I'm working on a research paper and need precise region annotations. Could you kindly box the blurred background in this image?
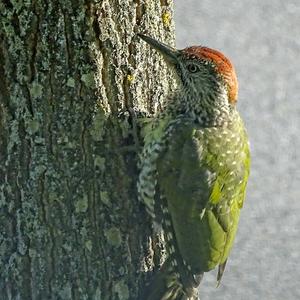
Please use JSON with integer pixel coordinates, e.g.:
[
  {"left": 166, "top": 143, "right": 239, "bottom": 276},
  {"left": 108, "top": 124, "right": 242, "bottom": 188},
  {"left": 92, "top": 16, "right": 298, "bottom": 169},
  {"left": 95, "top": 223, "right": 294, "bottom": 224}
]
[{"left": 174, "top": 1, "right": 300, "bottom": 299}]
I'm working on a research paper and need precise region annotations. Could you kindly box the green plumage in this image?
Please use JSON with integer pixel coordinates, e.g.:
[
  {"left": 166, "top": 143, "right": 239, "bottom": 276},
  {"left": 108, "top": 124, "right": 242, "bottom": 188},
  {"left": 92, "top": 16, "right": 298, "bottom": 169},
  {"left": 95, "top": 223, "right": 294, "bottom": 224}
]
[
  {"left": 137, "top": 34, "right": 251, "bottom": 299},
  {"left": 157, "top": 115, "right": 250, "bottom": 275}
]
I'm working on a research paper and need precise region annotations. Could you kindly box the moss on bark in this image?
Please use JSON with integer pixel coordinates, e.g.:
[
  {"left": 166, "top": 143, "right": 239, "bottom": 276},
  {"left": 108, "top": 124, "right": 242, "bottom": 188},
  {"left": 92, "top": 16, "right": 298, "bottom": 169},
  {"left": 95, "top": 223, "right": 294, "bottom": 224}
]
[{"left": 0, "top": 0, "right": 175, "bottom": 299}]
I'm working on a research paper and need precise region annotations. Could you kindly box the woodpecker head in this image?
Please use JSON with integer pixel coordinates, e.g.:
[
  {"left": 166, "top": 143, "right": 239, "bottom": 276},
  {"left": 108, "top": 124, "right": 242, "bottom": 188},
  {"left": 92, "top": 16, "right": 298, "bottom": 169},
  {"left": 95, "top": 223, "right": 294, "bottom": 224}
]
[{"left": 138, "top": 34, "right": 238, "bottom": 108}]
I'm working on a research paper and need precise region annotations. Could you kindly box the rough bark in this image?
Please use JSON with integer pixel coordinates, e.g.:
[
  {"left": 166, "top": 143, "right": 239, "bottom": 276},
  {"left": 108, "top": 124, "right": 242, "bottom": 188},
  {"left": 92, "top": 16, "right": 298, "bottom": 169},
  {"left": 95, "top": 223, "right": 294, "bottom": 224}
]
[{"left": 0, "top": 0, "right": 175, "bottom": 299}]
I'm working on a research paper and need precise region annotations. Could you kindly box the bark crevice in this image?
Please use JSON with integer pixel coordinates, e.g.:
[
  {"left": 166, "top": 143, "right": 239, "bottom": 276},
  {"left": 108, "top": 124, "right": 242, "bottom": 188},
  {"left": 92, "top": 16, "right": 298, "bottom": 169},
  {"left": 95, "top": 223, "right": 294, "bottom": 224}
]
[{"left": 0, "top": 1, "right": 175, "bottom": 299}]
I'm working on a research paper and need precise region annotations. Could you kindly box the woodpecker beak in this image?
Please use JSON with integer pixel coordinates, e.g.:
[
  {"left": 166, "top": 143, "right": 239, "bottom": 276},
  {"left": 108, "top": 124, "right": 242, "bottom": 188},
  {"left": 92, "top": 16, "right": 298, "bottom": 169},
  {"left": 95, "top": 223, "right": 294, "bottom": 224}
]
[{"left": 138, "top": 33, "right": 179, "bottom": 65}]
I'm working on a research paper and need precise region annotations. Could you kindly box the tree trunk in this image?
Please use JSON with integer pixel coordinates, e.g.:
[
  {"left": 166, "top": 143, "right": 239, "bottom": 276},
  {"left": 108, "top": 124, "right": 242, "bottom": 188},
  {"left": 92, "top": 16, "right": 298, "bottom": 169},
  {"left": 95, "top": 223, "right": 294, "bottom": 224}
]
[{"left": 0, "top": 1, "right": 175, "bottom": 299}]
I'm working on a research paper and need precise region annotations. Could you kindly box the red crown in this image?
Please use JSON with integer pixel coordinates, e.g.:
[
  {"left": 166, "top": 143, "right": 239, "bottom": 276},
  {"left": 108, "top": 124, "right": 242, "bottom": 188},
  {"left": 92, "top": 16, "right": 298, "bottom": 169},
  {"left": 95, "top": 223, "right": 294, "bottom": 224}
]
[{"left": 182, "top": 46, "right": 238, "bottom": 104}]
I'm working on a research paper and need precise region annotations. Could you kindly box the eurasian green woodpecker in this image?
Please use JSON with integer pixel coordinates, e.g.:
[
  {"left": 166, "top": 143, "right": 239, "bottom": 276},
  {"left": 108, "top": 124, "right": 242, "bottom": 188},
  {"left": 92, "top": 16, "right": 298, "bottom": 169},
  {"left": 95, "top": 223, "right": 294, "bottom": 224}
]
[{"left": 137, "top": 34, "right": 250, "bottom": 300}]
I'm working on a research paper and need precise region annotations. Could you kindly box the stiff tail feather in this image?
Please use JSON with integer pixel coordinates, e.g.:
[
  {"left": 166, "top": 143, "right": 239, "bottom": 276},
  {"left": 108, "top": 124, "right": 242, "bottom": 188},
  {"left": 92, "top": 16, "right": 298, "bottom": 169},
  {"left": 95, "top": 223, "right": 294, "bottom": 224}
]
[{"left": 140, "top": 257, "right": 202, "bottom": 300}]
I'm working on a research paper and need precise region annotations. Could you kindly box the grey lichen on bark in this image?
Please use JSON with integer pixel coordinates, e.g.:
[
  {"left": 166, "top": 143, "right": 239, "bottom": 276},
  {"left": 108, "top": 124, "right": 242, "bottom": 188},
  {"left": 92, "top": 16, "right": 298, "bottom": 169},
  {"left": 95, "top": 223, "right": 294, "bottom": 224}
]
[{"left": 0, "top": 0, "right": 175, "bottom": 299}]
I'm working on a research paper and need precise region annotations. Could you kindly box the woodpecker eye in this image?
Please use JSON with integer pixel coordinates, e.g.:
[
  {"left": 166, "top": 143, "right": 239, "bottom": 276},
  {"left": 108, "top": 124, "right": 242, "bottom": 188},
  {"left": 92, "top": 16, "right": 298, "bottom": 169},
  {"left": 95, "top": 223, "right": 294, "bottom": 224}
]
[{"left": 187, "top": 64, "right": 199, "bottom": 73}]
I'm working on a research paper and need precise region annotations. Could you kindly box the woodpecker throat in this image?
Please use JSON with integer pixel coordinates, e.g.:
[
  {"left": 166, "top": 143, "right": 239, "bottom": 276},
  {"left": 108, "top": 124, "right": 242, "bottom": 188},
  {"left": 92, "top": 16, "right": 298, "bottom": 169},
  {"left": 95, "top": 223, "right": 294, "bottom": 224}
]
[
  {"left": 137, "top": 34, "right": 250, "bottom": 300},
  {"left": 163, "top": 85, "right": 236, "bottom": 128}
]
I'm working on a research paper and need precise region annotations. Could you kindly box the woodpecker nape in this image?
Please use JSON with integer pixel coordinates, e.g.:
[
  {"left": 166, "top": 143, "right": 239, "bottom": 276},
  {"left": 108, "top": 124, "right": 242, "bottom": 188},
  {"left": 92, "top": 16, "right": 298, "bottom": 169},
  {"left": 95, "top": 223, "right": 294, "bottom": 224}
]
[{"left": 137, "top": 34, "right": 250, "bottom": 300}]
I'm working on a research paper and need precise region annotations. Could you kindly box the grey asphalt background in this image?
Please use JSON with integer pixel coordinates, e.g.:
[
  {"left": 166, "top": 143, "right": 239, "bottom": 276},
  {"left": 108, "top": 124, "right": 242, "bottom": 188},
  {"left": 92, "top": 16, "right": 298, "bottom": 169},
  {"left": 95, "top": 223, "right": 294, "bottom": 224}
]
[{"left": 174, "top": 1, "right": 300, "bottom": 299}]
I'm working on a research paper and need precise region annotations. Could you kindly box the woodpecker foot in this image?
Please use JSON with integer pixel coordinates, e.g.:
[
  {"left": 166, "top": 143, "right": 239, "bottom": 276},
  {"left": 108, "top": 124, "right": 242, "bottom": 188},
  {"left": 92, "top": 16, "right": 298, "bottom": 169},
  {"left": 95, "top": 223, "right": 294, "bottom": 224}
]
[{"left": 118, "top": 107, "right": 153, "bottom": 150}]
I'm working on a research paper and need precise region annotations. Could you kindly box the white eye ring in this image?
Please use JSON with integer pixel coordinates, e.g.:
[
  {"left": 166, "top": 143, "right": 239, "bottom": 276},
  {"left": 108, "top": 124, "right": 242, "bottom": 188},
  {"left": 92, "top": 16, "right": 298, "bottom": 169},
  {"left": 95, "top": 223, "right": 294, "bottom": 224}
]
[{"left": 187, "top": 64, "right": 199, "bottom": 73}]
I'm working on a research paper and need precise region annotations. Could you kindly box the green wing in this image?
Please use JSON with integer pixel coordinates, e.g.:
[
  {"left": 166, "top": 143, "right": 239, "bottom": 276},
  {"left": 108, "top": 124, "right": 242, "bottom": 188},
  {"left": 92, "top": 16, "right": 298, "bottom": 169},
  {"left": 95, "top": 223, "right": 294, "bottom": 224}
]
[{"left": 157, "top": 119, "right": 250, "bottom": 274}]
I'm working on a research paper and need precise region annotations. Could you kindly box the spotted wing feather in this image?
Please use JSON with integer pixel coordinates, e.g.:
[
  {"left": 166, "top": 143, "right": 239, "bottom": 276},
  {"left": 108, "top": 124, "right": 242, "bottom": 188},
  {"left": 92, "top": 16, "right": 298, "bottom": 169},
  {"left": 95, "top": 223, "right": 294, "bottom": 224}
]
[{"left": 157, "top": 118, "right": 250, "bottom": 276}]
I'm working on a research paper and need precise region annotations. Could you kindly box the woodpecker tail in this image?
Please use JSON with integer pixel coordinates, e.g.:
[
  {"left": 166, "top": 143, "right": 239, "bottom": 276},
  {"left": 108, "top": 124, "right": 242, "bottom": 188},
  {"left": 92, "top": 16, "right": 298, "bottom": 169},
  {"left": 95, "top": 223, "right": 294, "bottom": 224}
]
[
  {"left": 140, "top": 257, "right": 202, "bottom": 300},
  {"left": 216, "top": 259, "right": 228, "bottom": 287}
]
